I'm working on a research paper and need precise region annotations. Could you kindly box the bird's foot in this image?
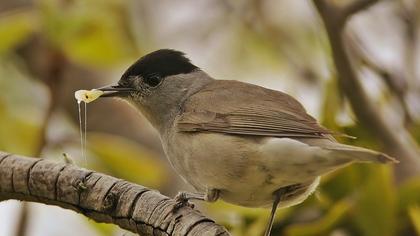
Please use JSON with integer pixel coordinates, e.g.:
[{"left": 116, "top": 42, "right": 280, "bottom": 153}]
[
  {"left": 172, "top": 189, "right": 220, "bottom": 212},
  {"left": 173, "top": 192, "right": 197, "bottom": 211}
]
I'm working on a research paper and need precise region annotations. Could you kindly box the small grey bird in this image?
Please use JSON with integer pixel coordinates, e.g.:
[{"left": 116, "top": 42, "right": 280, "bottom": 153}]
[{"left": 97, "top": 49, "right": 397, "bottom": 236}]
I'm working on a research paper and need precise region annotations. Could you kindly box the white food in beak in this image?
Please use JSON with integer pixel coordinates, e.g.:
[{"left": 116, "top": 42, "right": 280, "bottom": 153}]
[{"left": 74, "top": 89, "right": 104, "bottom": 103}]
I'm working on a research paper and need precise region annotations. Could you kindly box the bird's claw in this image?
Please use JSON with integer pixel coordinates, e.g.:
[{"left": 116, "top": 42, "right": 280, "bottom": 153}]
[{"left": 173, "top": 192, "right": 195, "bottom": 212}]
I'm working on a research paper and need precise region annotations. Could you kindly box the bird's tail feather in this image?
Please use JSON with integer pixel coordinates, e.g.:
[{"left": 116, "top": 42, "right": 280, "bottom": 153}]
[{"left": 326, "top": 144, "right": 399, "bottom": 164}]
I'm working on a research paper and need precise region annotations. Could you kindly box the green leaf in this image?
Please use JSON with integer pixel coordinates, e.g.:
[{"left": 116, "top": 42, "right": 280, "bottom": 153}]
[
  {"left": 353, "top": 165, "right": 397, "bottom": 236},
  {"left": 208, "top": 200, "right": 292, "bottom": 221},
  {"left": 284, "top": 199, "right": 352, "bottom": 236},
  {"left": 39, "top": 0, "right": 138, "bottom": 67},
  {"left": 320, "top": 165, "right": 364, "bottom": 202},
  {"left": 408, "top": 206, "right": 420, "bottom": 235},
  {"left": 207, "top": 201, "right": 292, "bottom": 236},
  {"left": 0, "top": 62, "right": 47, "bottom": 155},
  {"left": 87, "top": 133, "right": 167, "bottom": 188},
  {"left": 341, "top": 125, "right": 381, "bottom": 151},
  {"left": 320, "top": 78, "right": 341, "bottom": 130},
  {"left": 399, "top": 178, "right": 420, "bottom": 211},
  {"left": 87, "top": 221, "right": 118, "bottom": 236},
  {"left": 0, "top": 10, "right": 35, "bottom": 54},
  {"left": 408, "top": 124, "right": 420, "bottom": 144},
  {"left": 0, "top": 107, "right": 42, "bottom": 155}
]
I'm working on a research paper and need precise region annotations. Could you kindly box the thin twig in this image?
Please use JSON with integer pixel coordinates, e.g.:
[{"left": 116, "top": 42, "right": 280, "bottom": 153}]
[
  {"left": 312, "top": 0, "right": 420, "bottom": 181},
  {"left": 346, "top": 31, "right": 412, "bottom": 126}
]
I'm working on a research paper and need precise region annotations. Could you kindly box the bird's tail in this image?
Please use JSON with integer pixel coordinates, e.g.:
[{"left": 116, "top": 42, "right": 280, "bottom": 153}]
[{"left": 326, "top": 144, "right": 399, "bottom": 164}]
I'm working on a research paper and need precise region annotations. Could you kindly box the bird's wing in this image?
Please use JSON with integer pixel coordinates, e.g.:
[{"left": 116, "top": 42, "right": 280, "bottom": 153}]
[{"left": 177, "top": 80, "right": 332, "bottom": 138}]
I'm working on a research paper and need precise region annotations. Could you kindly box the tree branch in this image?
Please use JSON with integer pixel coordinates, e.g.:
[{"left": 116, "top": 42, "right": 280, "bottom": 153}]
[
  {"left": 342, "top": 0, "right": 379, "bottom": 19},
  {"left": 346, "top": 31, "right": 413, "bottom": 126},
  {"left": 0, "top": 151, "right": 230, "bottom": 236},
  {"left": 312, "top": 0, "right": 420, "bottom": 181}
]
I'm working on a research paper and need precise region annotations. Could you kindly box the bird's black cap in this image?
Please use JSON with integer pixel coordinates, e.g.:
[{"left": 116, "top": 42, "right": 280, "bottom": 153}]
[{"left": 121, "top": 49, "right": 198, "bottom": 80}]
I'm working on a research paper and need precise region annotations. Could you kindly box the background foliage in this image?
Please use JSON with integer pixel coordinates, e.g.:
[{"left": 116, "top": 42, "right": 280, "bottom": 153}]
[{"left": 0, "top": 0, "right": 420, "bottom": 235}]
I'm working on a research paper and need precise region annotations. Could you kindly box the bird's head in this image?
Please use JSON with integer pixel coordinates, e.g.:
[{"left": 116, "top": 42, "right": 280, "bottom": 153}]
[{"left": 97, "top": 49, "right": 212, "bottom": 132}]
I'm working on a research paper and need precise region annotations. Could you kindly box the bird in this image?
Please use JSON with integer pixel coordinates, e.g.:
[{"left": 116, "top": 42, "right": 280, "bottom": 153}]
[{"left": 96, "top": 49, "right": 397, "bottom": 236}]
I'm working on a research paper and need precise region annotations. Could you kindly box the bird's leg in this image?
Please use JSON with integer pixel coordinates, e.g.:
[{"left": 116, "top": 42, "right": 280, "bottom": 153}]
[
  {"left": 173, "top": 188, "right": 219, "bottom": 211},
  {"left": 264, "top": 192, "right": 281, "bottom": 236},
  {"left": 264, "top": 184, "right": 302, "bottom": 236}
]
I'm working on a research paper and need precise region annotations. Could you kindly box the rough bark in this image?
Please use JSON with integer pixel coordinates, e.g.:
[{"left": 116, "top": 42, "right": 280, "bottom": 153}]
[
  {"left": 312, "top": 0, "right": 420, "bottom": 181},
  {"left": 0, "top": 151, "right": 230, "bottom": 236}
]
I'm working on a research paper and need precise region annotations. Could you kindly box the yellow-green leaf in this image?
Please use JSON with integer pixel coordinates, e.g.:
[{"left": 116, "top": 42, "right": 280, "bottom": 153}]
[
  {"left": 353, "top": 166, "right": 397, "bottom": 236},
  {"left": 88, "top": 133, "right": 167, "bottom": 188},
  {"left": 399, "top": 178, "right": 420, "bottom": 211},
  {"left": 39, "top": 0, "right": 137, "bottom": 67},
  {"left": 284, "top": 199, "right": 352, "bottom": 236},
  {"left": 0, "top": 10, "right": 35, "bottom": 54},
  {"left": 408, "top": 206, "right": 420, "bottom": 235}
]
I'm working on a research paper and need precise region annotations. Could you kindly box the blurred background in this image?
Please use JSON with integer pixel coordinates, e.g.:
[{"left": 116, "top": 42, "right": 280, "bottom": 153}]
[{"left": 0, "top": 0, "right": 420, "bottom": 235}]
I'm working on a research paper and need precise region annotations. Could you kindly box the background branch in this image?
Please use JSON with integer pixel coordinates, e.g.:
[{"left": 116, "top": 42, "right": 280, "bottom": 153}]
[
  {"left": 0, "top": 151, "right": 230, "bottom": 236},
  {"left": 346, "top": 31, "right": 412, "bottom": 126},
  {"left": 342, "top": 0, "right": 380, "bottom": 19},
  {"left": 313, "top": 0, "right": 420, "bottom": 181}
]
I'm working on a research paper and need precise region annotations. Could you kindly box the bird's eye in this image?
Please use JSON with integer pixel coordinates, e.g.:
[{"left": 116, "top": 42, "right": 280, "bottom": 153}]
[{"left": 144, "top": 74, "right": 161, "bottom": 87}]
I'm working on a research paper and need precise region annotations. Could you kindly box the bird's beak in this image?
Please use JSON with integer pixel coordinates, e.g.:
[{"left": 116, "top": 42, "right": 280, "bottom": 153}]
[{"left": 96, "top": 84, "right": 135, "bottom": 97}]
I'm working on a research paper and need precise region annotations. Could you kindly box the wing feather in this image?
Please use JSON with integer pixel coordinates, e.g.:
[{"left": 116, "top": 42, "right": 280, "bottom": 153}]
[{"left": 177, "top": 80, "right": 332, "bottom": 138}]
